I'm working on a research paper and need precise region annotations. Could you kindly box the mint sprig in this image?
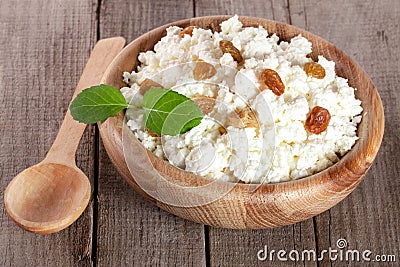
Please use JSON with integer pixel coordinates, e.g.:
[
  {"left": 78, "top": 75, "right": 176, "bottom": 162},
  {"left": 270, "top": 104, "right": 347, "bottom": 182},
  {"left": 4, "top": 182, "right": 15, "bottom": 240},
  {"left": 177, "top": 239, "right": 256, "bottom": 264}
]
[{"left": 70, "top": 84, "right": 204, "bottom": 136}]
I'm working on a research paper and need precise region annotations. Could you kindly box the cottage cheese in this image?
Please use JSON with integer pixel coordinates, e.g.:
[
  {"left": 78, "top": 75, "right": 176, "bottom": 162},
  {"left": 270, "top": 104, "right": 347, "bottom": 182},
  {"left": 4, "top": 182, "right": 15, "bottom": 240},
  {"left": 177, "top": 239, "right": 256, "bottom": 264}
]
[{"left": 121, "top": 15, "right": 363, "bottom": 183}]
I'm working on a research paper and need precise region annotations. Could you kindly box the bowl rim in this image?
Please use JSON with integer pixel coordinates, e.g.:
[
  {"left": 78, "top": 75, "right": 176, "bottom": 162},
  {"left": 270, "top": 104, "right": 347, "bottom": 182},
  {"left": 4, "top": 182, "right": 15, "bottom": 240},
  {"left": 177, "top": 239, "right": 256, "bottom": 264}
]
[{"left": 99, "top": 15, "right": 384, "bottom": 222}]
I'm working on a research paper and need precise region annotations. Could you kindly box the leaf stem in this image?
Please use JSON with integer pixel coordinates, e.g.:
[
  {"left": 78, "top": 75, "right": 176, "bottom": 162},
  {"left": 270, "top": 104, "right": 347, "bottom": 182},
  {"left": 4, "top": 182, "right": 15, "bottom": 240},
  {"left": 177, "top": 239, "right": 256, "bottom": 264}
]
[{"left": 127, "top": 104, "right": 143, "bottom": 109}]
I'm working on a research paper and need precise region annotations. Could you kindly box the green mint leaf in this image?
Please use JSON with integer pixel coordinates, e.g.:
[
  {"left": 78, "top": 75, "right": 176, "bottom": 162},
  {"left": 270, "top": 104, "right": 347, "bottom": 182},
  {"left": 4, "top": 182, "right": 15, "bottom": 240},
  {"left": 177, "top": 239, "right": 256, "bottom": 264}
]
[
  {"left": 70, "top": 85, "right": 204, "bottom": 136},
  {"left": 143, "top": 87, "right": 204, "bottom": 135},
  {"left": 70, "top": 84, "right": 128, "bottom": 124}
]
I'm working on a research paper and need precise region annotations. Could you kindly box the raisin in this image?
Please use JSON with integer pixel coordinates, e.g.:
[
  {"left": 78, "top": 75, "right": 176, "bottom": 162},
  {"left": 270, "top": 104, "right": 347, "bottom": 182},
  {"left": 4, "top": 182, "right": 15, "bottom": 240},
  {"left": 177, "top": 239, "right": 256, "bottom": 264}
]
[
  {"left": 193, "top": 61, "right": 217, "bottom": 80},
  {"left": 259, "top": 69, "right": 285, "bottom": 96},
  {"left": 179, "top": 26, "right": 196, "bottom": 38},
  {"left": 305, "top": 106, "right": 331, "bottom": 134},
  {"left": 227, "top": 106, "right": 258, "bottom": 129},
  {"left": 218, "top": 126, "right": 227, "bottom": 135},
  {"left": 139, "top": 79, "right": 163, "bottom": 95},
  {"left": 304, "top": 62, "right": 326, "bottom": 79},
  {"left": 219, "top": 40, "right": 243, "bottom": 65},
  {"left": 193, "top": 96, "right": 215, "bottom": 115},
  {"left": 239, "top": 107, "right": 258, "bottom": 128}
]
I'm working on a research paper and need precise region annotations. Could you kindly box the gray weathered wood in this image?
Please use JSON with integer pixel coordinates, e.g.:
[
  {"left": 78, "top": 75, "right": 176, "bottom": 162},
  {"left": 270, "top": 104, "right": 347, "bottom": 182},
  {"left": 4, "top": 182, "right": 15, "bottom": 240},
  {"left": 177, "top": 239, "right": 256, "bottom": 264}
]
[
  {"left": 207, "top": 221, "right": 318, "bottom": 266},
  {"left": 96, "top": 0, "right": 206, "bottom": 266},
  {"left": 0, "top": 0, "right": 96, "bottom": 266}
]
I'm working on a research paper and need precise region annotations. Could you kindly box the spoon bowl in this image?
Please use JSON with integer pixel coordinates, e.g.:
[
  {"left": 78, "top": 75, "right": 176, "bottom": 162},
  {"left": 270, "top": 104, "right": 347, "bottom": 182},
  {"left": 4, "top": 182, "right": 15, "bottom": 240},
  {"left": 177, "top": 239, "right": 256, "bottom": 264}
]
[
  {"left": 5, "top": 163, "right": 90, "bottom": 233},
  {"left": 4, "top": 37, "right": 125, "bottom": 234}
]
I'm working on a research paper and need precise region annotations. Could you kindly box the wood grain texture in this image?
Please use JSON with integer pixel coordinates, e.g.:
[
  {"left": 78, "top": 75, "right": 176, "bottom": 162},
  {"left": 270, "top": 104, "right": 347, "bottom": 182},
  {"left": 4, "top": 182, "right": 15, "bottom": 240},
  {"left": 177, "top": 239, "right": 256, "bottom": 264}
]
[
  {"left": 205, "top": 221, "right": 317, "bottom": 266},
  {"left": 292, "top": 0, "right": 400, "bottom": 266},
  {"left": 0, "top": 0, "right": 96, "bottom": 265},
  {"left": 97, "top": 0, "right": 206, "bottom": 266}
]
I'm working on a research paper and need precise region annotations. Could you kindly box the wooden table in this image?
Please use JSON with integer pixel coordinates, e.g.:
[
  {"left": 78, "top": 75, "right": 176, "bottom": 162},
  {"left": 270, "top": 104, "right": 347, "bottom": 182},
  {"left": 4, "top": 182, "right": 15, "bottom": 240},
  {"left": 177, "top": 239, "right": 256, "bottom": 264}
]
[{"left": 1, "top": 0, "right": 399, "bottom": 266}]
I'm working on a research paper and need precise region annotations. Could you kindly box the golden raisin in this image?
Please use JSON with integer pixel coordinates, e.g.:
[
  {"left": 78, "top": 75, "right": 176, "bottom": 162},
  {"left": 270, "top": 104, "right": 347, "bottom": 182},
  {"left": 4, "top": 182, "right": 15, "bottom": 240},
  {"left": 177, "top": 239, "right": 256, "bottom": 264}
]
[
  {"left": 304, "top": 62, "right": 326, "bottom": 79},
  {"left": 259, "top": 69, "right": 285, "bottom": 96},
  {"left": 305, "top": 106, "right": 331, "bottom": 134},
  {"left": 238, "top": 107, "right": 258, "bottom": 128},
  {"left": 227, "top": 106, "right": 258, "bottom": 129},
  {"left": 179, "top": 26, "right": 196, "bottom": 38},
  {"left": 218, "top": 126, "right": 227, "bottom": 135},
  {"left": 193, "top": 96, "right": 215, "bottom": 115},
  {"left": 193, "top": 61, "right": 217, "bottom": 80},
  {"left": 203, "top": 83, "right": 220, "bottom": 93},
  {"left": 219, "top": 40, "right": 244, "bottom": 65},
  {"left": 139, "top": 79, "right": 163, "bottom": 95}
]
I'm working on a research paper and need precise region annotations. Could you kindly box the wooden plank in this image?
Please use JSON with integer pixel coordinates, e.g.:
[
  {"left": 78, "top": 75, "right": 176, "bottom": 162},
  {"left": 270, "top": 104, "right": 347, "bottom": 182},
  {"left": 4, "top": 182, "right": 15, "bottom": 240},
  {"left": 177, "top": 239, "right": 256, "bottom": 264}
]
[
  {"left": 195, "top": 0, "right": 289, "bottom": 23},
  {"left": 0, "top": 0, "right": 97, "bottom": 266},
  {"left": 291, "top": 0, "right": 400, "bottom": 266},
  {"left": 207, "top": 222, "right": 318, "bottom": 266},
  {"left": 195, "top": 1, "right": 317, "bottom": 266},
  {"left": 99, "top": 0, "right": 193, "bottom": 41},
  {"left": 96, "top": 1, "right": 206, "bottom": 266}
]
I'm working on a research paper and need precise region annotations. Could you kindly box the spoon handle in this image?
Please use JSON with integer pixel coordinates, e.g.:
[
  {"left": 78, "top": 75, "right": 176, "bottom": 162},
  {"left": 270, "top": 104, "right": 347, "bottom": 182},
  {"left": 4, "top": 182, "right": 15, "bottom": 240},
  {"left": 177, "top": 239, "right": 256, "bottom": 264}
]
[{"left": 44, "top": 37, "right": 126, "bottom": 165}]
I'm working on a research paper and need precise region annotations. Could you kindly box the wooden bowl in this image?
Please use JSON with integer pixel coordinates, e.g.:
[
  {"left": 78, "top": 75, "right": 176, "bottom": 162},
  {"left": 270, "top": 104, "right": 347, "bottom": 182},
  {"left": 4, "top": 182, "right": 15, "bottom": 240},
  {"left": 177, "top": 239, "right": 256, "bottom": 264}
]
[{"left": 99, "top": 16, "right": 384, "bottom": 229}]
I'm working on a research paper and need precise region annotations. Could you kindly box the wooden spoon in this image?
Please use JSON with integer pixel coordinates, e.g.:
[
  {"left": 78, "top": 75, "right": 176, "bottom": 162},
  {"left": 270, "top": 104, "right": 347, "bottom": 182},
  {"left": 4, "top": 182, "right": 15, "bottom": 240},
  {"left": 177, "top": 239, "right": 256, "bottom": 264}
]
[{"left": 4, "top": 37, "right": 126, "bottom": 234}]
